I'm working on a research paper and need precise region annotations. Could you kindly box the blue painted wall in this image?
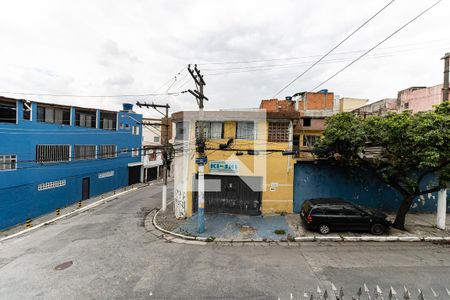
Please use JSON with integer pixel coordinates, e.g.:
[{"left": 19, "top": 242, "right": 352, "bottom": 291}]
[
  {"left": 293, "top": 162, "right": 449, "bottom": 213},
  {"left": 0, "top": 99, "right": 143, "bottom": 230}
]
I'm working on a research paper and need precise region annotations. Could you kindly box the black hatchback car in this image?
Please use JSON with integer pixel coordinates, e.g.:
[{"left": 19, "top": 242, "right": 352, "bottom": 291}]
[{"left": 300, "top": 198, "right": 392, "bottom": 235}]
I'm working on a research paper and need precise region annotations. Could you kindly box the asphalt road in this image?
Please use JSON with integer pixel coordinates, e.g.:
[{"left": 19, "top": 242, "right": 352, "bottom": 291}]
[{"left": 0, "top": 181, "right": 449, "bottom": 300}]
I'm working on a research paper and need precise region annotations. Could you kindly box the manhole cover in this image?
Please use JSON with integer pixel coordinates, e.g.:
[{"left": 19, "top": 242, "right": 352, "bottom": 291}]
[{"left": 54, "top": 261, "right": 73, "bottom": 271}]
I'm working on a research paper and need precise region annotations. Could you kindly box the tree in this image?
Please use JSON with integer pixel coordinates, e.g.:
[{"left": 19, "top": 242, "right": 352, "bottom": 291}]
[{"left": 315, "top": 102, "right": 450, "bottom": 230}]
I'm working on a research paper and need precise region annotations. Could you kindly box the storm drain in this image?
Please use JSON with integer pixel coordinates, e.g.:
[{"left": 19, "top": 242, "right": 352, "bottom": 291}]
[{"left": 54, "top": 261, "right": 73, "bottom": 271}]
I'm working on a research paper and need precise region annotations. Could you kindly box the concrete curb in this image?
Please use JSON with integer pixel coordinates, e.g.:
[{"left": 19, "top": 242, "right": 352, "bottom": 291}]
[
  {"left": 150, "top": 210, "right": 450, "bottom": 245},
  {"left": 0, "top": 187, "right": 139, "bottom": 243},
  {"left": 151, "top": 214, "right": 450, "bottom": 245}
]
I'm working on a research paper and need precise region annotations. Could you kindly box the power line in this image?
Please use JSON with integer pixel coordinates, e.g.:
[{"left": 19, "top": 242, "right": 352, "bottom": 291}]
[
  {"left": 197, "top": 37, "right": 450, "bottom": 67},
  {"left": 273, "top": 0, "right": 396, "bottom": 98},
  {"left": 310, "top": 0, "right": 443, "bottom": 92},
  {"left": 0, "top": 91, "right": 183, "bottom": 98}
]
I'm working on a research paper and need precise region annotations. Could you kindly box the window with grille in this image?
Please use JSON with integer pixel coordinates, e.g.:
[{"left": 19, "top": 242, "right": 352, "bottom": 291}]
[
  {"left": 268, "top": 122, "right": 289, "bottom": 142},
  {"left": 132, "top": 148, "right": 139, "bottom": 157},
  {"left": 74, "top": 145, "right": 96, "bottom": 160},
  {"left": 37, "top": 105, "right": 70, "bottom": 125},
  {"left": 302, "top": 135, "right": 321, "bottom": 147},
  {"left": 236, "top": 121, "right": 255, "bottom": 140},
  {"left": 98, "top": 145, "right": 116, "bottom": 159},
  {"left": 0, "top": 155, "right": 17, "bottom": 170},
  {"left": 99, "top": 112, "right": 117, "bottom": 130},
  {"left": 75, "top": 109, "right": 96, "bottom": 128},
  {"left": 132, "top": 126, "right": 140, "bottom": 135},
  {"left": 36, "top": 145, "right": 70, "bottom": 163}
]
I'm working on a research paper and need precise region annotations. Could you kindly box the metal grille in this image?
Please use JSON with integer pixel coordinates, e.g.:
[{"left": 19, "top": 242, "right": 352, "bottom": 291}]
[
  {"left": 36, "top": 145, "right": 70, "bottom": 163},
  {"left": 98, "top": 145, "right": 116, "bottom": 159},
  {"left": 268, "top": 122, "right": 289, "bottom": 142},
  {"left": 37, "top": 180, "right": 66, "bottom": 191},
  {"left": 74, "top": 145, "right": 96, "bottom": 160}
]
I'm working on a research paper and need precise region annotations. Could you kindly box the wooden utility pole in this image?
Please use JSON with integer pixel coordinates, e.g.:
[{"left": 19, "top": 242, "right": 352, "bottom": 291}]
[
  {"left": 187, "top": 64, "right": 208, "bottom": 233},
  {"left": 137, "top": 101, "right": 171, "bottom": 212}
]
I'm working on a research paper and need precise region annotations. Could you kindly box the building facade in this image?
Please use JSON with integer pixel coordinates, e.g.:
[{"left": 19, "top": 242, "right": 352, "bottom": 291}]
[
  {"left": 171, "top": 109, "right": 298, "bottom": 218},
  {"left": 0, "top": 97, "right": 142, "bottom": 230},
  {"left": 339, "top": 97, "right": 368, "bottom": 112},
  {"left": 397, "top": 84, "right": 444, "bottom": 113},
  {"left": 352, "top": 98, "right": 398, "bottom": 116},
  {"left": 141, "top": 118, "right": 164, "bottom": 182}
]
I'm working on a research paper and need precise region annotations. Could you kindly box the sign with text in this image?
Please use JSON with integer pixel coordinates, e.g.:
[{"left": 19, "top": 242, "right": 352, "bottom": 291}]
[{"left": 209, "top": 160, "right": 239, "bottom": 173}]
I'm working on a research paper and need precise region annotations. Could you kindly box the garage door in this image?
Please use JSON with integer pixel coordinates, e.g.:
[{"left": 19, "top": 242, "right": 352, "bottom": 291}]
[
  {"left": 193, "top": 175, "right": 262, "bottom": 215},
  {"left": 128, "top": 166, "right": 141, "bottom": 185}
]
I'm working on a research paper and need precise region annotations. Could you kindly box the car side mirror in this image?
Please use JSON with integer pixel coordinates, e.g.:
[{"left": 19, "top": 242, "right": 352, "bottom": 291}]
[{"left": 360, "top": 212, "right": 368, "bottom": 216}]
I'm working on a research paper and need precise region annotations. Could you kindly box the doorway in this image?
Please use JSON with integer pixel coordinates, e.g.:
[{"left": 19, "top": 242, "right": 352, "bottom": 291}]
[{"left": 82, "top": 177, "right": 90, "bottom": 200}]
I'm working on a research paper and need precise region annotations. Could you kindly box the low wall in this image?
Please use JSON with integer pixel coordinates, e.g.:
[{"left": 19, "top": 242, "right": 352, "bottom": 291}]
[{"left": 293, "top": 161, "right": 448, "bottom": 213}]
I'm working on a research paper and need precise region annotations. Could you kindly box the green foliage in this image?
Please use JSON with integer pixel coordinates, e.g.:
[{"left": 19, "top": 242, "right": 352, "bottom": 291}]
[
  {"left": 274, "top": 229, "right": 286, "bottom": 235},
  {"left": 316, "top": 102, "right": 450, "bottom": 197}
]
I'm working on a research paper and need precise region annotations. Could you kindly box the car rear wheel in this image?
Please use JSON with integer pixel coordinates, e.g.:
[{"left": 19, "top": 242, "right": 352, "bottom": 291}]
[
  {"left": 371, "top": 223, "right": 385, "bottom": 235},
  {"left": 318, "top": 223, "right": 331, "bottom": 235}
]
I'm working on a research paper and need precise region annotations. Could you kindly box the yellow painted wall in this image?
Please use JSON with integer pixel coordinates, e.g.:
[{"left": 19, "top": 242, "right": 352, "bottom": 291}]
[{"left": 184, "top": 120, "right": 294, "bottom": 216}]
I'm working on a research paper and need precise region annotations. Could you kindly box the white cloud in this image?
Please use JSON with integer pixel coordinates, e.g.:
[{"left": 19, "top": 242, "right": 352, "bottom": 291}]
[{"left": 0, "top": 0, "right": 448, "bottom": 117}]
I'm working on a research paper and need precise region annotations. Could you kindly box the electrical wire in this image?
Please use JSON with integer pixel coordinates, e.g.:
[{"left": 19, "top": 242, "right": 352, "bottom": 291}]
[
  {"left": 309, "top": 0, "right": 443, "bottom": 92},
  {"left": 272, "top": 0, "right": 397, "bottom": 97},
  {"left": 0, "top": 91, "right": 183, "bottom": 98}
]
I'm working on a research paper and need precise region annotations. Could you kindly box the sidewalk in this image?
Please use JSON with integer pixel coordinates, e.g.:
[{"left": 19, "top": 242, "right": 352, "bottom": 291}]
[{"left": 154, "top": 202, "right": 450, "bottom": 242}]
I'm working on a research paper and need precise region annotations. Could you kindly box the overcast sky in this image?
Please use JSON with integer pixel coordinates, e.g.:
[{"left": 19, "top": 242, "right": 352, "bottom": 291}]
[{"left": 0, "top": 0, "right": 449, "bottom": 118}]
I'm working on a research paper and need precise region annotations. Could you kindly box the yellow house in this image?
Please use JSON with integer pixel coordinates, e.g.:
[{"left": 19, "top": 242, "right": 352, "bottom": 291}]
[{"left": 171, "top": 109, "right": 299, "bottom": 218}]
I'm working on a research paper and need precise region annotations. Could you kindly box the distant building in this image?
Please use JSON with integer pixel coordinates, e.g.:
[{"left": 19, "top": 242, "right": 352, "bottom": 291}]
[
  {"left": 141, "top": 118, "right": 164, "bottom": 182},
  {"left": 352, "top": 98, "right": 398, "bottom": 116},
  {"left": 293, "top": 91, "right": 334, "bottom": 160},
  {"left": 397, "top": 84, "right": 444, "bottom": 113},
  {"left": 0, "top": 97, "right": 143, "bottom": 230},
  {"left": 261, "top": 91, "right": 335, "bottom": 160},
  {"left": 339, "top": 97, "right": 369, "bottom": 112}
]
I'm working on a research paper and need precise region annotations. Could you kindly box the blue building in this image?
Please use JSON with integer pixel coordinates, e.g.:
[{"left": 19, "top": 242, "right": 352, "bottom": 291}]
[{"left": 0, "top": 97, "right": 143, "bottom": 230}]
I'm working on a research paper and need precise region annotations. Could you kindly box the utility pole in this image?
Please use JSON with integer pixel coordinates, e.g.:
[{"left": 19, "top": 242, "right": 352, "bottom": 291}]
[
  {"left": 437, "top": 52, "right": 449, "bottom": 230},
  {"left": 442, "top": 52, "right": 450, "bottom": 102},
  {"left": 137, "top": 101, "right": 171, "bottom": 212},
  {"left": 187, "top": 64, "right": 208, "bottom": 233}
]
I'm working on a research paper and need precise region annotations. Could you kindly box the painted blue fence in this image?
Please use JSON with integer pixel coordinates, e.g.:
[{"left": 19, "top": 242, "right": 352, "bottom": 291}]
[{"left": 293, "top": 162, "right": 449, "bottom": 213}]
